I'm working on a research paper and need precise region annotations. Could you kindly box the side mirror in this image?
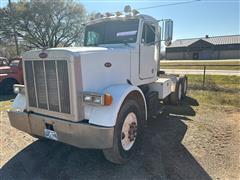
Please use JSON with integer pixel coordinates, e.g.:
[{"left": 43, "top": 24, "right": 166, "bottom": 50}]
[{"left": 163, "top": 20, "right": 173, "bottom": 44}]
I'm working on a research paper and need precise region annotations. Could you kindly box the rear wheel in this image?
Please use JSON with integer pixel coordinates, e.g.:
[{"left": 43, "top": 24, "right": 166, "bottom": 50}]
[
  {"left": 163, "top": 95, "right": 170, "bottom": 105},
  {"left": 170, "top": 80, "right": 182, "bottom": 105},
  {"left": 180, "top": 76, "right": 188, "bottom": 97},
  {"left": 103, "top": 98, "right": 144, "bottom": 164}
]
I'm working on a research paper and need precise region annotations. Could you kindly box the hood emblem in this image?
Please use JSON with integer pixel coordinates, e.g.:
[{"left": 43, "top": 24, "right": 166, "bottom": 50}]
[
  {"left": 39, "top": 52, "right": 48, "bottom": 58},
  {"left": 104, "top": 62, "right": 112, "bottom": 68}
]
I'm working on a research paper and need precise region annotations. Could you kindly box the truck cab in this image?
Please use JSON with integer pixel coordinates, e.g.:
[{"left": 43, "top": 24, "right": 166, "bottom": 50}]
[
  {"left": 84, "top": 14, "right": 160, "bottom": 85},
  {"left": 8, "top": 10, "right": 187, "bottom": 164}
]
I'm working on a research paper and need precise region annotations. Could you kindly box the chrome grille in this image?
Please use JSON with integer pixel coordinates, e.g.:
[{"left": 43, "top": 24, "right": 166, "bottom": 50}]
[
  {"left": 25, "top": 60, "right": 71, "bottom": 114},
  {"left": 57, "top": 61, "right": 71, "bottom": 113}
]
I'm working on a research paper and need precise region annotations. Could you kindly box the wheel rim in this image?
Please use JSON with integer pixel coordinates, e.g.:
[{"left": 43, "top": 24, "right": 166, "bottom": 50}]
[
  {"left": 121, "top": 112, "right": 138, "bottom": 151},
  {"left": 178, "top": 84, "right": 182, "bottom": 100},
  {"left": 184, "top": 80, "right": 187, "bottom": 93}
]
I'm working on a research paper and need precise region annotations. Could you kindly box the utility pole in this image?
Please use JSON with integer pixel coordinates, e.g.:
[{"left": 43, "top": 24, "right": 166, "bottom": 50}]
[{"left": 8, "top": 0, "right": 20, "bottom": 56}]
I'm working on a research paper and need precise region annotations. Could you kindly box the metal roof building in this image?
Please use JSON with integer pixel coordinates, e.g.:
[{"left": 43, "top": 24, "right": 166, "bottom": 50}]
[{"left": 166, "top": 35, "right": 240, "bottom": 60}]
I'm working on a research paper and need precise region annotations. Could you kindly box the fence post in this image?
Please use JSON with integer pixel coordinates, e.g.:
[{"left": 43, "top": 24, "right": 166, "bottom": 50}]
[{"left": 202, "top": 66, "right": 206, "bottom": 89}]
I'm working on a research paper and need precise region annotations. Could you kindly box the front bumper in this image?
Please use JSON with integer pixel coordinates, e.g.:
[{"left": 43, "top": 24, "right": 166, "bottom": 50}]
[{"left": 8, "top": 111, "right": 114, "bottom": 149}]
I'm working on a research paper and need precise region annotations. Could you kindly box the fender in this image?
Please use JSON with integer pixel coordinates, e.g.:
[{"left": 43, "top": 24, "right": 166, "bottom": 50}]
[{"left": 85, "top": 84, "right": 147, "bottom": 127}]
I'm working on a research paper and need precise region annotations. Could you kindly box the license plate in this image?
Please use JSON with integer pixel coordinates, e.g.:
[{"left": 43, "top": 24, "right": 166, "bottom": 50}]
[{"left": 44, "top": 129, "right": 58, "bottom": 141}]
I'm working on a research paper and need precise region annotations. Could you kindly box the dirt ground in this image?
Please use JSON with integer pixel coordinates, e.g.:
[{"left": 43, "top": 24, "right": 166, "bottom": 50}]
[{"left": 0, "top": 95, "right": 239, "bottom": 180}]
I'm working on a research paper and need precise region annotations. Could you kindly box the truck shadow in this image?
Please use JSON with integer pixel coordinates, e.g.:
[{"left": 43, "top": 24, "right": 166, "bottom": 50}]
[{"left": 1, "top": 96, "right": 210, "bottom": 180}]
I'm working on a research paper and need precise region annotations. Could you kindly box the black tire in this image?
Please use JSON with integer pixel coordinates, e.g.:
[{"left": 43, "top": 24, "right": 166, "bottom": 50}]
[
  {"left": 103, "top": 97, "right": 144, "bottom": 164},
  {"left": 2, "top": 79, "right": 17, "bottom": 94},
  {"left": 180, "top": 76, "right": 188, "bottom": 97},
  {"left": 163, "top": 95, "right": 170, "bottom": 105},
  {"left": 170, "top": 80, "right": 182, "bottom": 105}
]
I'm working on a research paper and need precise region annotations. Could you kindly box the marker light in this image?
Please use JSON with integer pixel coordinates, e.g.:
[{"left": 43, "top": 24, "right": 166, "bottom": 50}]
[
  {"left": 132, "top": 9, "right": 140, "bottom": 16},
  {"left": 105, "top": 12, "right": 113, "bottom": 17},
  {"left": 124, "top": 5, "right": 131, "bottom": 13},
  {"left": 116, "top": 11, "right": 122, "bottom": 16},
  {"left": 95, "top": 12, "right": 102, "bottom": 19}
]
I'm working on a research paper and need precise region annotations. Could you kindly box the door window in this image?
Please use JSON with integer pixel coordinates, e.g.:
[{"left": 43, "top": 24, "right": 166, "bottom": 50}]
[{"left": 142, "top": 24, "right": 155, "bottom": 44}]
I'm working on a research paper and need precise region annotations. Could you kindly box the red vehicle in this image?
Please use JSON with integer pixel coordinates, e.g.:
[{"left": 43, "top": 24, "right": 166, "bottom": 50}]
[
  {"left": 0, "top": 57, "right": 23, "bottom": 94},
  {"left": 0, "top": 57, "right": 9, "bottom": 67}
]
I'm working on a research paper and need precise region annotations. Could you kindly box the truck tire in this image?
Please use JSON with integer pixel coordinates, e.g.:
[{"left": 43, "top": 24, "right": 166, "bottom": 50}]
[
  {"left": 103, "top": 98, "right": 144, "bottom": 164},
  {"left": 163, "top": 95, "right": 170, "bottom": 105},
  {"left": 170, "top": 80, "right": 182, "bottom": 105},
  {"left": 2, "top": 79, "right": 17, "bottom": 94},
  {"left": 180, "top": 76, "right": 188, "bottom": 97}
]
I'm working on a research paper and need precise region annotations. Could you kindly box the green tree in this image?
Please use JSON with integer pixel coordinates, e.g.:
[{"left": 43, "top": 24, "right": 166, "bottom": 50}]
[{"left": 0, "top": 0, "right": 86, "bottom": 49}]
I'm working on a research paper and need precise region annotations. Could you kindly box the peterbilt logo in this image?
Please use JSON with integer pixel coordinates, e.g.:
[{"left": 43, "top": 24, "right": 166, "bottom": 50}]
[
  {"left": 104, "top": 62, "right": 112, "bottom": 68},
  {"left": 39, "top": 52, "right": 48, "bottom": 58}
]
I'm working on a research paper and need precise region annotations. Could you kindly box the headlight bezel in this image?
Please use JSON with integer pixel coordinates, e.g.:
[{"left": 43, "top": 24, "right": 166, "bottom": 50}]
[{"left": 82, "top": 92, "right": 112, "bottom": 106}]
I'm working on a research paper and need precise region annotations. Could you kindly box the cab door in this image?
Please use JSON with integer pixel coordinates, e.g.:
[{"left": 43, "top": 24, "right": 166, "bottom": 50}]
[{"left": 139, "top": 23, "right": 157, "bottom": 79}]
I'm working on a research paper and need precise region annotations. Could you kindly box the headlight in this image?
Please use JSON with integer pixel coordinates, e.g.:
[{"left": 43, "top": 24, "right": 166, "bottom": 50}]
[
  {"left": 13, "top": 84, "right": 25, "bottom": 94},
  {"left": 92, "top": 96, "right": 103, "bottom": 105},
  {"left": 83, "top": 95, "right": 92, "bottom": 102},
  {"left": 83, "top": 92, "right": 112, "bottom": 106}
]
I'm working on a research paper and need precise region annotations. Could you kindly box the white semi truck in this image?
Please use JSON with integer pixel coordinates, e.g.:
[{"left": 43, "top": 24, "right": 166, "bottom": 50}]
[{"left": 8, "top": 9, "right": 187, "bottom": 164}]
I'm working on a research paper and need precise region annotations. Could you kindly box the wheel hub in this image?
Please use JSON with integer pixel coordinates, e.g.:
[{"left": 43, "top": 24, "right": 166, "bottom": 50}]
[
  {"left": 128, "top": 122, "right": 137, "bottom": 141},
  {"left": 121, "top": 112, "right": 138, "bottom": 151}
]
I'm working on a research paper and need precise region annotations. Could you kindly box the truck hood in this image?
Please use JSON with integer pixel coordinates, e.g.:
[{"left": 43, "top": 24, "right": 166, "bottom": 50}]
[
  {"left": 23, "top": 46, "right": 133, "bottom": 92},
  {"left": 46, "top": 46, "right": 132, "bottom": 92},
  {"left": 48, "top": 46, "right": 112, "bottom": 53},
  {"left": 78, "top": 46, "right": 132, "bottom": 92}
]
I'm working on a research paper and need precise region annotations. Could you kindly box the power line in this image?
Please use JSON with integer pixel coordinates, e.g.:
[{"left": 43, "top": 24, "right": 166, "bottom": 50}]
[{"left": 136, "top": 0, "right": 201, "bottom": 11}]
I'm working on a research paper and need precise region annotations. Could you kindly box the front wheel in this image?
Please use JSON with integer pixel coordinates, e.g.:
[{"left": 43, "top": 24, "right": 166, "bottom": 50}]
[{"left": 103, "top": 98, "right": 144, "bottom": 164}]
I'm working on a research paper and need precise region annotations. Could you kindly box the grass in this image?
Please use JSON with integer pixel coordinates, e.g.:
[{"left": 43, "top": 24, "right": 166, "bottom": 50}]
[
  {"left": 188, "top": 75, "right": 240, "bottom": 91},
  {"left": 160, "top": 60, "right": 240, "bottom": 70},
  {"left": 187, "top": 75, "right": 240, "bottom": 108},
  {"left": 0, "top": 95, "right": 15, "bottom": 111}
]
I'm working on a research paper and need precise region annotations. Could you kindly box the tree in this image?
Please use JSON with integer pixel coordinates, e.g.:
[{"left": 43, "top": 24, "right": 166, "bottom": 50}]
[{"left": 0, "top": 0, "right": 86, "bottom": 49}]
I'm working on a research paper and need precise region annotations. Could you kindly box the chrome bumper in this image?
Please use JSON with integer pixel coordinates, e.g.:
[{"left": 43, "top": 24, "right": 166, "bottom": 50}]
[{"left": 8, "top": 111, "right": 114, "bottom": 149}]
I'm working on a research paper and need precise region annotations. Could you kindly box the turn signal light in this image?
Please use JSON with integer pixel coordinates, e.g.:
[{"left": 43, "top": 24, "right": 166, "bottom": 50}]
[{"left": 104, "top": 93, "right": 113, "bottom": 106}]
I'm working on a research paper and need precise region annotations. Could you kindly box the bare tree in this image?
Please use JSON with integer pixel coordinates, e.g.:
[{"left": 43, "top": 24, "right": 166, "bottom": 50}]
[{"left": 0, "top": 0, "right": 86, "bottom": 49}]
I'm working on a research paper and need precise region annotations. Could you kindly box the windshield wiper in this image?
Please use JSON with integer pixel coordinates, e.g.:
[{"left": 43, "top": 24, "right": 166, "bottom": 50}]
[
  {"left": 106, "top": 40, "right": 129, "bottom": 46},
  {"left": 119, "top": 41, "right": 129, "bottom": 46}
]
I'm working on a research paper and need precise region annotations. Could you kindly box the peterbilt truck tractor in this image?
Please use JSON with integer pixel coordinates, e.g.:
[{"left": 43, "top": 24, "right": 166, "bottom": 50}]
[{"left": 8, "top": 7, "right": 188, "bottom": 164}]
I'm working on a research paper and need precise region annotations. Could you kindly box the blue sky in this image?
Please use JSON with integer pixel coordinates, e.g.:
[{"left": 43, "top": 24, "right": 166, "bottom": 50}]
[{"left": 1, "top": 0, "right": 239, "bottom": 40}]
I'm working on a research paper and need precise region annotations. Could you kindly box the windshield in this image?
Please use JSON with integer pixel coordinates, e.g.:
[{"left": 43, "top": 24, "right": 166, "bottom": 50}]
[
  {"left": 9, "top": 60, "right": 20, "bottom": 67},
  {"left": 84, "top": 19, "right": 139, "bottom": 46}
]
